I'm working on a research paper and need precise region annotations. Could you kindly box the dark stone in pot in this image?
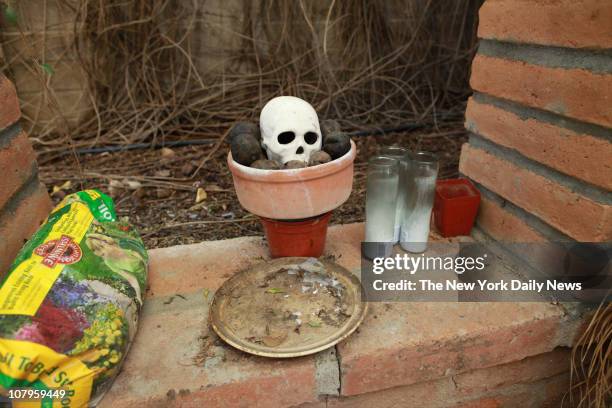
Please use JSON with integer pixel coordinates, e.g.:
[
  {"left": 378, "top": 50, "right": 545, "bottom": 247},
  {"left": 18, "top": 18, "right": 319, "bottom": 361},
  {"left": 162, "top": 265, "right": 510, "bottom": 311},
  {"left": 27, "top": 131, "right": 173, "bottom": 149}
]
[
  {"left": 284, "top": 160, "right": 308, "bottom": 169},
  {"left": 228, "top": 121, "right": 260, "bottom": 144},
  {"left": 231, "top": 133, "right": 265, "bottom": 166},
  {"left": 323, "top": 130, "right": 351, "bottom": 160},
  {"left": 251, "top": 159, "right": 281, "bottom": 170},
  {"left": 309, "top": 151, "right": 332, "bottom": 166},
  {"left": 320, "top": 119, "right": 341, "bottom": 142}
]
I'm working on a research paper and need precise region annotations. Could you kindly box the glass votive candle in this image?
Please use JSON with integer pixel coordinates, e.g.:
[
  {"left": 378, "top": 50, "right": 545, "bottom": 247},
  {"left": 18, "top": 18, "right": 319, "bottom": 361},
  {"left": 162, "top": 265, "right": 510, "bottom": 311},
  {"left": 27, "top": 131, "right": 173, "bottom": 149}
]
[
  {"left": 400, "top": 152, "right": 439, "bottom": 253},
  {"left": 379, "top": 146, "right": 409, "bottom": 243},
  {"left": 363, "top": 156, "right": 399, "bottom": 259}
]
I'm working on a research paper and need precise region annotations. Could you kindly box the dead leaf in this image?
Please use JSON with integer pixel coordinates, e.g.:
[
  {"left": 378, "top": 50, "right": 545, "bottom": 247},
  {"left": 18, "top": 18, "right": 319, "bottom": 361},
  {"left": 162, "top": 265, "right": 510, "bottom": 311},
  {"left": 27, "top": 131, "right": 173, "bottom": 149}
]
[
  {"left": 156, "top": 188, "right": 172, "bottom": 199},
  {"left": 51, "top": 180, "right": 72, "bottom": 195},
  {"left": 195, "top": 188, "right": 207, "bottom": 203},
  {"left": 188, "top": 202, "right": 208, "bottom": 211},
  {"left": 125, "top": 180, "right": 142, "bottom": 190},
  {"left": 132, "top": 188, "right": 145, "bottom": 199},
  {"left": 161, "top": 147, "right": 176, "bottom": 157},
  {"left": 109, "top": 179, "right": 124, "bottom": 196},
  {"left": 206, "top": 184, "right": 223, "bottom": 192},
  {"left": 154, "top": 169, "right": 171, "bottom": 177},
  {"left": 181, "top": 162, "right": 196, "bottom": 176},
  {"left": 262, "top": 332, "right": 287, "bottom": 347}
]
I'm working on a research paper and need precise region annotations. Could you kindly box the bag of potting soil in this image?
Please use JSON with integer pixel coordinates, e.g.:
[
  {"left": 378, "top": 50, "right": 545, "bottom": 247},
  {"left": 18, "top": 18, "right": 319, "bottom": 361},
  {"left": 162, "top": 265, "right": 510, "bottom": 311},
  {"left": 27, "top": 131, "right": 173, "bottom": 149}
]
[{"left": 0, "top": 190, "right": 147, "bottom": 407}]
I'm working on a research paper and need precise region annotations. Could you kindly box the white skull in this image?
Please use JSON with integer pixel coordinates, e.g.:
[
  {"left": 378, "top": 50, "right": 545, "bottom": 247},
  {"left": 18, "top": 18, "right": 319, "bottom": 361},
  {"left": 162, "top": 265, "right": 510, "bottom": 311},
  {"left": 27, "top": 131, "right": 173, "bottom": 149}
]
[{"left": 259, "top": 96, "right": 322, "bottom": 164}]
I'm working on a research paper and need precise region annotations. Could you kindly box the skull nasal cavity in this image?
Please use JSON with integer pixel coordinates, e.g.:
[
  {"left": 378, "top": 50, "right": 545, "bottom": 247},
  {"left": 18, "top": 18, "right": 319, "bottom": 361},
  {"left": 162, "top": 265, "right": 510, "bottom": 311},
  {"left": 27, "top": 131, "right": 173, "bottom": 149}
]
[
  {"left": 277, "top": 131, "right": 295, "bottom": 144},
  {"left": 304, "top": 132, "right": 318, "bottom": 145},
  {"left": 296, "top": 146, "right": 304, "bottom": 154}
]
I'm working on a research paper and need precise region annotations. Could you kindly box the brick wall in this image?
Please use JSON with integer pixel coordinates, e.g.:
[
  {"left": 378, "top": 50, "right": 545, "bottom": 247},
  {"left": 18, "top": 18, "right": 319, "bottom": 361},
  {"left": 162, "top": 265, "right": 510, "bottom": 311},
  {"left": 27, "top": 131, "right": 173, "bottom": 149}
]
[
  {"left": 0, "top": 74, "right": 52, "bottom": 273},
  {"left": 460, "top": 0, "right": 612, "bottom": 243}
]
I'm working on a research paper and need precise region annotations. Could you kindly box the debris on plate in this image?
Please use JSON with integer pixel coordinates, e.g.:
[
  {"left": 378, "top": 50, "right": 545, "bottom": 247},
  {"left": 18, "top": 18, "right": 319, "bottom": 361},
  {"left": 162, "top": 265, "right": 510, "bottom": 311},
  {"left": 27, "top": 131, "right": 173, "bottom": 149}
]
[{"left": 209, "top": 257, "right": 366, "bottom": 357}]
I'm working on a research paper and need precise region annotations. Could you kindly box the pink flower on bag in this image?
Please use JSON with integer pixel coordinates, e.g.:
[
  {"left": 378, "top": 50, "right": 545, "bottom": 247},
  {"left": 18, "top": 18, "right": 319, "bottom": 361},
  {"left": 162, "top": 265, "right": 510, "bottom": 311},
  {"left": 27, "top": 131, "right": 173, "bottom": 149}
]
[{"left": 15, "top": 323, "right": 47, "bottom": 344}]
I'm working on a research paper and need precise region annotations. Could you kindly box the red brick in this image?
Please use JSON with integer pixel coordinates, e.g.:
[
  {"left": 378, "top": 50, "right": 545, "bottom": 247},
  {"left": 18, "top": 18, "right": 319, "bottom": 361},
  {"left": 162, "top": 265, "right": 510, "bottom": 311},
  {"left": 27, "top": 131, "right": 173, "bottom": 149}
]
[
  {"left": 478, "top": 0, "right": 612, "bottom": 49},
  {"left": 294, "top": 401, "right": 327, "bottom": 408},
  {"left": 98, "top": 224, "right": 586, "bottom": 407},
  {"left": 327, "top": 349, "right": 571, "bottom": 407},
  {"left": 452, "top": 397, "right": 503, "bottom": 408},
  {"left": 453, "top": 393, "right": 536, "bottom": 408},
  {"left": 327, "top": 379, "right": 445, "bottom": 408},
  {"left": 465, "top": 98, "right": 612, "bottom": 190},
  {"left": 99, "top": 287, "right": 318, "bottom": 408},
  {"left": 453, "top": 348, "right": 570, "bottom": 396},
  {"left": 146, "top": 222, "right": 365, "bottom": 298},
  {"left": 459, "top": 144, "right": 612, "bottom": 241},
  {"left": 100, "top": 226, "right": 377, "bottom": 408},
  {"left": 470, "top": 55, "right": 612, "bottom": 128},
  {"left": 542, "top": 372, "right": 571, "bottom": 408},
  {"left": 476, "top": 196, "right": 546, "bottom": 243},
  {"left": 0, "top": 130, "right": 38, "bottom": 209},
  {"left": 146, "top": 235, "right": 269, "bottom": 298},
  {"left": 174, "top": 366, "right": 317, "bottom": 408},
  {"left": 337, "top": 302, "right": 564, "bottom": 396},
  {"left": 0, "top": 75, "right": 20, "bottom": 130},
  {"left": 0, "top": 181, "right": 52, "bottom": 273},
  {"left": 455, "top": 372, "right": 571, "bottom": 408}
]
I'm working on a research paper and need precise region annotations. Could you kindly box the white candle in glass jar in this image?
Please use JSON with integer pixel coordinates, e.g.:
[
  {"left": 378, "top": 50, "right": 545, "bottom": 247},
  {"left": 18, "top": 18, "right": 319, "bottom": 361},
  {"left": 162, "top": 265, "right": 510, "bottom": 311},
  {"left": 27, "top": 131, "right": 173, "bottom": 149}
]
[
  {"left": 400, "top": 152, "right": 438, "bottom": 253},
  {"left": 379, "top": 146, "right": 409, "bottom": 243},
  {"left": 364, "top": 157, "right": 399, "bottom": 258}
]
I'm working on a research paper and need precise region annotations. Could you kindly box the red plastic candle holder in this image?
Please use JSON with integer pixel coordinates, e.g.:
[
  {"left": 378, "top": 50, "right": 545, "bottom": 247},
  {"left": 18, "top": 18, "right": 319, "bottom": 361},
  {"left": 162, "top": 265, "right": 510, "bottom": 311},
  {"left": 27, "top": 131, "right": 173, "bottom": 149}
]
[{"left": 433, "top": 178, "right": 481, "bottom": 237}]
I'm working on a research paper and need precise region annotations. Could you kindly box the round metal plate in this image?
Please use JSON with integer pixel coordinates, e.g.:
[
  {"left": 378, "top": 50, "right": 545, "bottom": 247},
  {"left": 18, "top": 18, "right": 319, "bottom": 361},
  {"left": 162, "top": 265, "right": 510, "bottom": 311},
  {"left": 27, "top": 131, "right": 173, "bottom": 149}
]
[{"left": 209, "top": 257, "right": 367, "bottom": 358}]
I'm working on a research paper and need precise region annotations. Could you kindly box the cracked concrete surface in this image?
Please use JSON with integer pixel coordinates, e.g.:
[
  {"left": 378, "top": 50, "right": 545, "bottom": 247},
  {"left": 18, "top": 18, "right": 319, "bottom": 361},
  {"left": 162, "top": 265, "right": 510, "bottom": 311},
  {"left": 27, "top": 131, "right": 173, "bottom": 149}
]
[{"left": 314, "top": 346, "right": 340, "bottom": 396}]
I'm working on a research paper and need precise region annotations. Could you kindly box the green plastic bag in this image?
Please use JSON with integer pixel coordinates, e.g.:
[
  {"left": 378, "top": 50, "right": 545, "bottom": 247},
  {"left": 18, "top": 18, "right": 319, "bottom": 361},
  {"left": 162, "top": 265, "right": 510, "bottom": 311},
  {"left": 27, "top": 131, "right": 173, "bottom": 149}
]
[{"left": 0, "top": 190, "right": 147, "bottom": 407}]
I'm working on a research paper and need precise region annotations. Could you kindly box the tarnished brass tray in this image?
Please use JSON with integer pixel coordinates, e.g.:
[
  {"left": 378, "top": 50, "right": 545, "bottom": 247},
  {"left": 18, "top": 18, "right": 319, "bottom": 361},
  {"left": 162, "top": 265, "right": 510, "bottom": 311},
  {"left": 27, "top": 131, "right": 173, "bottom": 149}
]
[{"left": 209, "top": 257, "right": 367, "bottom": 358}]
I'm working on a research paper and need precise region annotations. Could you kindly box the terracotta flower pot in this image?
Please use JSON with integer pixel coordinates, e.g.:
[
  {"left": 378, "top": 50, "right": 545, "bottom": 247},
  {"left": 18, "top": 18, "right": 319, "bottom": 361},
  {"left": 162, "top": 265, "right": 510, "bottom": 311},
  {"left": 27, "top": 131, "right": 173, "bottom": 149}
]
[
  {"left": 433, "top": 178, "right": 481, "bottom": 237},
  {"left": 260, "top": 212, "right": 332, "bottom": 258},
  {"left": 228, "top": 140, "right": 356, "bottom": 220}
]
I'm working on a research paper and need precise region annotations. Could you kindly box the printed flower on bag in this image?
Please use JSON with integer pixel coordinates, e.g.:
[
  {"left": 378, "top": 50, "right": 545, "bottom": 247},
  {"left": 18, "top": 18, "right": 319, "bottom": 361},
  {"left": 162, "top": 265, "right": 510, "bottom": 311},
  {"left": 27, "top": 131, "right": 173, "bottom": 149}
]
[
  {"left": 0, "top": 190, "right": 148, "bottom": 406},
  {"left": 15, "top": 323, "right": 47, "bottom": 345},
  {"left": 49, "top": 277, "right": 98, "bottom": 308},
  {"left": 71, "top": 303, "right": 127, "bottom": 373},
  {"left": 22, "top": 300, "right": 90, "bottom": 353}
]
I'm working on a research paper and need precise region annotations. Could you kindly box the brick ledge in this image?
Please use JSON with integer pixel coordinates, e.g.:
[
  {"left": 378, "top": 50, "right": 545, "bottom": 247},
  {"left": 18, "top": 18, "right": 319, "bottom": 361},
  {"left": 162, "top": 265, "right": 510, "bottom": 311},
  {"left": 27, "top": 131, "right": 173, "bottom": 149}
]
[{"left": 99, "top": 223, "right": 584, "bottom": 407}]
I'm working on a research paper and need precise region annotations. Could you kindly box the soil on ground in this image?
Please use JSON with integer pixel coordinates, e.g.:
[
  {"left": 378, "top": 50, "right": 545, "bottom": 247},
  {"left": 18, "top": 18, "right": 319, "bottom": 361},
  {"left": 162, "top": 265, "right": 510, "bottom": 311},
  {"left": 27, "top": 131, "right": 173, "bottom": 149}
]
[{"left": 39, "top": 124, "right": 467, "bottom": 248}]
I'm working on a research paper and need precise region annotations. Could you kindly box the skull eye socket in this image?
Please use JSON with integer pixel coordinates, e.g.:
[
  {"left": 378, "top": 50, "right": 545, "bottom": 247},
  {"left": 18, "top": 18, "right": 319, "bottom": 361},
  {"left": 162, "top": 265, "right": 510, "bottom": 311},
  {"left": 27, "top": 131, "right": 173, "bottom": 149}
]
[
  {"left": 304, "top": 132, "right": 318, "bottom": 145},
  {"left": 277, "top": 131, "right": 296, "bottom": 144}
]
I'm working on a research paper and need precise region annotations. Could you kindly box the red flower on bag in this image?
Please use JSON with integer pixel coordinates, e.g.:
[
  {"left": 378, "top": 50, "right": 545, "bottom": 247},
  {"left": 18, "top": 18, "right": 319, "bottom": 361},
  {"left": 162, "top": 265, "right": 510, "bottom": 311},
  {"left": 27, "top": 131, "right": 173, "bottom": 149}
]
[{"left": 17, "top": 300, "right": 90, "bottom": 353}]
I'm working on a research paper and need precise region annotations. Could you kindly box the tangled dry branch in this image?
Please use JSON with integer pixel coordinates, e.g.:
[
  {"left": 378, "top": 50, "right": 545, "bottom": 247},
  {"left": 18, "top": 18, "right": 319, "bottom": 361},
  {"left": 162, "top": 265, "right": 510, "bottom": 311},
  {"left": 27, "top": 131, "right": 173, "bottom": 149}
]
[
  {"left": 570, "top": 302, "right": 612, "bottom": 407},
  {"left": 1, "top": 0, "right": 480, "bottom": 159}
]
